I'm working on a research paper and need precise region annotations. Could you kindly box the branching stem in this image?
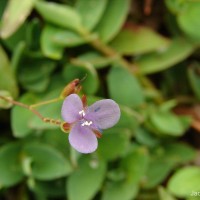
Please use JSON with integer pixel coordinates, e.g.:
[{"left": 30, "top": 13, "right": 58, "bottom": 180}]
[{"left": 0, "top": 95, "right": 62, "bottom": 126}]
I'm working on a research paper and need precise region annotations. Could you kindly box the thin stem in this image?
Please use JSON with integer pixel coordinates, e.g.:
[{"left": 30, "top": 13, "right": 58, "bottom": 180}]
[
  {"left": 79, "top": 29, "right": 164, "bottom": 103},
  {"left": 0, "top": 95, "right": 62, "bottom": 126},
  {"left": 29, "top": 97, "right": 63, "bottom": 109},
  {"left": 80, "top": 29, "right": 138, "bottom": 73}
]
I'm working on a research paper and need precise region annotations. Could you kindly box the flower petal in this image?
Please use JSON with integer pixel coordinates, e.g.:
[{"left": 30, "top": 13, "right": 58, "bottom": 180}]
[
  {"left": 69, "top": 123, "right": 98, "bottom": 154},
  {"left": 86, "top": 99, "right": 120, "bottom": 129},
  {"left": 61, "top": 94, "right": 83, "bottom": 123}
]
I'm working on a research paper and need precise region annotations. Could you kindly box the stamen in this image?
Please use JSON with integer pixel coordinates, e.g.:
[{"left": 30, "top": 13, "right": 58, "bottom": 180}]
[
  {"left": 79, "top": 110, "right": 85, "bottom": 117},
  {"left": 81, "top": 120, "right": 93, "bottom": 127}
]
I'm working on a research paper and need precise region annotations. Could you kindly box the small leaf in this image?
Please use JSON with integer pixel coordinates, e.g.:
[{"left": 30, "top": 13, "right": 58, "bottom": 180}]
[
  {"left": 2, "top": 23, "right": 27, "bottom": 52},
  {"left": 11, "top": 41, "right": 26, "bottom": 73},
  {"left": 0, "top": 142, "right": 24, "bottom": 187},
  {"left": 135, "top": 38, "right": 195, "bottom": 74},
  {"left": 0, "top": 45, "right": 18, "bottom": 98},
  {"left": 0, "top": 90, "right": 13, "bottom": 109},
  {"left": 94, "top": 0, "right": 130, "bottom": 42},
  {"left": 165, "top": 0, "right": 187, "bottom": 14},
  {"left": 110, "top": 26, "right": 170, "bottom": 55},
  {"left": 188, "top": 63, "right": 200, "bottom": 100},
  {"left": 103, "top": 147, "right": 148, "bottom": 200},
  {"left": 108, "top": 66, "right": 145, "bottom": 107},
  {"left": 23, "top": 143, "right": 72, "bottom": 180},
  {"left": 35, "top": 1, "right": 82, "bottom": 32},
  {"left": 177, "top": 2, "right": 200, "bottom": 41},
  {"left": 116, "top": 106, "right": 140, "bottom": 131},
  {"left": 0, "top": 0, "right": 36, "bottom": 38},
  {"left": 41, "top": 25, "right": 64, "bottom": 60},
  {"left": 75, "top": 0, "right": 108, "bottom": 31},
  {"left": 158, "top": 186, "right": 177, "bottom": 200},
  {"left": 135, "top": 128, "right": 160, "bottom": 148},
  {"left": 144, "top": 157, "right": 174, "bottom": 189},
  {"left": 63, "top": 64, "right": 99, "bottom": 95},
  {"left": 164, "top": 143, "right": 196, "bottom": 164},
  {"left": 18, "top": 56, "right": 56, "bottom": 92},
  {"left": 149, "top": 110, "right": 187, "bottom": 136},
  {"left": 167, "top": 166, "right": 200, "bottom": 198},
  {"left": 102, "top": 181, "right": 139, "bottom": 200},
  {"left": 97, "top": 128, "right": 130, "bottom": 161},
  {"left": 77, "top": 51, "right": 115, "bottom": 69},
  {"left": 11, "top": 93, "right": 38, "bottom": 137},
  {"left": 121, "top": 147, "right": 149, "bottom": 183},
  {"left": 51, "top": 28, "right": 86, "bottom": 47},
  {"left": 67, "top": 156, "right": 106, "bottom": 200},
  {"left": 0, "top": 0, "right": 7, "bottom": 19}
]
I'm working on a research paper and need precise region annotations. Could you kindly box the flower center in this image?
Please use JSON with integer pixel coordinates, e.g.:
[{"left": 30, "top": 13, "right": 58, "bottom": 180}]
[{"left": 79, "top": 110, "right": 93, "bottom": 127}]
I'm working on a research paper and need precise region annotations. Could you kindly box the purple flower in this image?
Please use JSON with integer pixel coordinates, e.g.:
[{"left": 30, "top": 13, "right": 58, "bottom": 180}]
[{"left": 61, "top": 94, "right": 120, "bottom": 154}]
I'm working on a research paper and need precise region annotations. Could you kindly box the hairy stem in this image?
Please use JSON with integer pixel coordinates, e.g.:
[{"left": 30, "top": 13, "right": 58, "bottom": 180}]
[
  {"left": 29, "top": 97, "right": 63, "bottom": 109},
  {"left": 0, "top": 95, "right": 62, "bottom": 126}
]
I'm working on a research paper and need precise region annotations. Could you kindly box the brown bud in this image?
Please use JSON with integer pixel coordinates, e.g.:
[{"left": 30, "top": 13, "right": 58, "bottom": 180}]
[{"left": 60, "top": 79, "right": 82, "bottom": 98}]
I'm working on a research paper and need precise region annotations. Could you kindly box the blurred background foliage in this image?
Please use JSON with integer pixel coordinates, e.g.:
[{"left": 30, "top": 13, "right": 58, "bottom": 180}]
[{"left": 0, "top": 0, "right": 200, "bottom": 199}]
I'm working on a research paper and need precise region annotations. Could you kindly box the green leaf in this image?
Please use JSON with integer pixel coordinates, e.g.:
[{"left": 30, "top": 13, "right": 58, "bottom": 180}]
[
  {"left": 187, "top": 196, "right": 200, "bottom": 200},
  {"left": 177, "top": 2, "right": 200, "bottom": 41},
  {"left": 23, "top": 143, "right": 72, "bottom": 180},
  {"left": 35, "top": 1, "right": 82, "bottom": 32},
  {"left": 33, "top": 179, "right": 66, "bottom": 198},
  {"left": 11, "top": 93, "right": 38, "bottom": 137},
  {"left": 149, "top": 110, "right": 187, "bottom": 136},
  {"left": 102, "top": 181, "right": 139, "bottom": 200},
  {"left": 135, "top": 38, "right": 195, "bottom": 74},
  {"left": 0, "top": 142, "right": 24, "bottom": 187},
  {"left": 121, "top": 147, "right": 149, "bottom": 183},
  {"left": 50, "top": 28, "right": 85, "bottom": 47},
  {"left": 158, "top": 186, "right": 177, "bottom": 200},
  {"left": 110, "top": 26, "right": 170, "bottom": 55},
  {"left": 94, "top": 0, "right": 130, "bottom": 42},
  {"left": 63, "top": 64, "right": 99, "bottom": 95},
  {"left": 144, "top": 156, "right": 174, "bottom": 189},
  {"left": 0, "top": 0, "right": 7, "bottom": 19},
  {"left": 41, "top": 25, "right": 64, "bottom": 60},
  {"left": 103, "top": 147, "right": 148, "bottom": 200},
  {"left": 0, "top": 90, "right": 13, "bottom": 109},
  {"left": 144, "top": 142, "right": 195, "bottom": 189},
  {"left": 108, "top": 66, "right": 145, "bottom": 107},
  {"left": 11, "top": 41, "right": 26, "bottom": 73},
  {"left": 188, "top": 62, "right": 200, "bottom": 100},
  {"left": 41, "top": 129, "right": 71, "bottom": 157},
  {"left": 97, "top": 128, "right": 130, "bottom": 161},
  {"left": 2, "top": 23, "right": 27, "bottom": 52},
  {"left": 167, "top": 166, "right": 200, "bottom": 198},
  {"left": 0, "top": 0, "right": 36, "bottom": 38},
  {"left": 116, "top": 106, "right": 140, "bottom": 131},
  {"left": 77, "top": 51, "right": 115, "bottom": 69},
  {"left": 75, "top": 0, "right": 107, "bottom": 31},
  {"left": 0, "top": 45, "right": 18, "bottom": 98},
  {"left": 135, "top": 128, "right": 160, "bottom": 148},
  {"left": 164, "top": 143, "right": 196, "bottom": 164},
  {"left": 165, "top": 0, "right": 187, "bottom": 14},
  {"left": 67, "top": 156, "right": 106, "bottom": 200},
  {"left": 18, "top": 57, "right": 56, "bottom": 92}
]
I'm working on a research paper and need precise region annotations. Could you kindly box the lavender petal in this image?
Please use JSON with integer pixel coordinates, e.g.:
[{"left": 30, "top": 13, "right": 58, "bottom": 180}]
[
  {"left": 86, "top": 99, "right": 120, "bottom": 129},
  {"left": 61, "top": 94, "right": 83, "bottom": 123},
  {"left": 69, "top": 123, "right": 98, "bottom": 154}
]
